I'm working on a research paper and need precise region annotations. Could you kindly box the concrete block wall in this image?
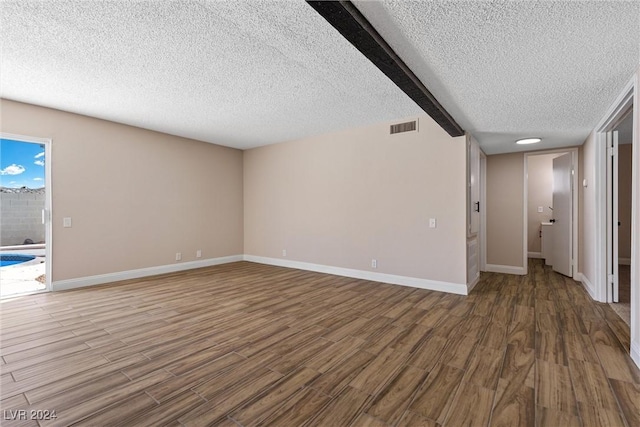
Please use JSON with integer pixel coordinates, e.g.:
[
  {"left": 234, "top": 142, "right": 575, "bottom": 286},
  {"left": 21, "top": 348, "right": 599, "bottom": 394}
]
[{"left": 0, "top": 191, "right": 45, "bottom": 246}]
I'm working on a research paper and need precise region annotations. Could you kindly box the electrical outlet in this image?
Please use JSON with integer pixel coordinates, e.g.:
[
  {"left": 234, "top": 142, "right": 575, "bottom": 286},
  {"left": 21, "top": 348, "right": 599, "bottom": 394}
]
[
  {"left": 63, "top": 217, "right": 72, "bottom": 228},
  {"left": 196, "top": 250, "right": 202, "bottom": 258},
  {"left": 537, "top": 206, "right": 544, "bottom": 213},
  {"left": 429, "top": 218, "right": 437, "bottom": 228},
  {"left": 175, "top": 252, "right": 182, "bottom": 261},
  {"left": 371, "top": 259, "right": 377, "bottom": 268},
  {"left": 282, "top": 249, "right": 287, "bottom": 257}
]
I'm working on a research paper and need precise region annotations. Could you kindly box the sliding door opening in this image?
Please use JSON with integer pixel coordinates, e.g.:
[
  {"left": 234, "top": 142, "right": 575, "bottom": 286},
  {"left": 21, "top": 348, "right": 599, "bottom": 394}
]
[{"left": 0, "top": 133, "right": 52, "bottom": 297}]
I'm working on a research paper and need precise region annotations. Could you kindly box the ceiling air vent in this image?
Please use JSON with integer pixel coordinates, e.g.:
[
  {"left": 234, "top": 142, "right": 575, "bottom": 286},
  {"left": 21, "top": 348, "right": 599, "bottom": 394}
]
[{"left": 390, "top": 120, "right": 417, "bottom": 135}]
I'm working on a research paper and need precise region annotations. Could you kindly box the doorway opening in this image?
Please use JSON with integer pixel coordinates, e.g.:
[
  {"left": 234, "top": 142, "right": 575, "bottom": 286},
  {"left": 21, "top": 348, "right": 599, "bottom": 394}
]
[
  {"left": 604, "top": 108, "right": 634, "bottom": 327},
  {"left": 0, "top": 133, "right": 52, "bottom": 298},
  {"left": 610, "top": 110, "right": 634, "bottom": 326},
  {"left": 524, "top": 148, "right": 579, "bottom": 278},
  {"left": 594, "top": 75, "right": 637, "bottom": 355},
  {"left": 467, "top": 135, "right": 485, "bottom": 290}
]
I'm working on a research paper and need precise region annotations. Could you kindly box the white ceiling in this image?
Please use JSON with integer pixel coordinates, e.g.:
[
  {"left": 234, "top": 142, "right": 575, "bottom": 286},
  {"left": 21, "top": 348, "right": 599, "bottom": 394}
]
[
  {"left": 0, "top": 1, "right": 421, "bottom": 150},
  {"left": 354, "top": 0, "right": 640, "bottom": 154},
  {"left": 1, "top": 1, "right": 639, "bottom": 154}
]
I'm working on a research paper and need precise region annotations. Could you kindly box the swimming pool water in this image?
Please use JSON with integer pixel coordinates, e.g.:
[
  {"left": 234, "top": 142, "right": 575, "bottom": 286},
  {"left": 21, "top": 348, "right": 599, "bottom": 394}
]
[{"left": 0, "top": 254, "right": 36, "bottom": 267}]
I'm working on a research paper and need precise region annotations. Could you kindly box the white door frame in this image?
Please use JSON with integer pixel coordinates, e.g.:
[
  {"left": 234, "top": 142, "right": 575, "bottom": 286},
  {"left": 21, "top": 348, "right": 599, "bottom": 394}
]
[
  {"left": 594, "top": 76, "right": 637, "bottom": 304},
  {"left": 480, "top": 152, "right": 487, "bottom": 272},
  {"left": 606, "top": 129, "right": 622, "bottom": 302},
  {"left": 524, "top": 148, "right": 579, "bottom": 279},
  {"left": 593, "top": 72, "right": 640, "bottom": 368},
  {"left": 0, "top": 132, "right": 52, "bottom": 293}
]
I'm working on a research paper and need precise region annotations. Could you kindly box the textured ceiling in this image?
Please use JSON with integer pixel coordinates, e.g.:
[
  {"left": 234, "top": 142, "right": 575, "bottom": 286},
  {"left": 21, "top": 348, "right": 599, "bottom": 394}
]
[
  {"left": 1, "top": 1, "right": 639, "bottom": 154},
  {"left": 354, "top": 0, "right": 640, "bottom": 154},
  {"left": 0, "top": 1, "right": 421, "bottom": 149}
]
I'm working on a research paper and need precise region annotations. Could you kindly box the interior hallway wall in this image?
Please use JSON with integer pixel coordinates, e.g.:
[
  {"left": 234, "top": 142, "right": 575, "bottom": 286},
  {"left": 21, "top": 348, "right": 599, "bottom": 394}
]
[{"left": 486, "top": 152, "right": 524, "bottom": 269}]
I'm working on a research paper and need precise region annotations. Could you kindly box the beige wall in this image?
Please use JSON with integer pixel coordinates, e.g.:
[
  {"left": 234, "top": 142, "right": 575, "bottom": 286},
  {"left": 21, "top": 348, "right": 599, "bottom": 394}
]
[
  {"left": 527, "top": 154, "right": 558, "bottom": 254},
  {"left": 0, "top": 99, "right": 244, "bottom": 281},
  {"left": 1, "top": 101, "right": 468, "bottom": 288},
  {"left": 486, "top": 152, "right": 524, "bottom": 268},
  {"left": 243, "top": 114, "right": 468, "bottom": 285},
  {"left": 619, "top": 143, "right": 633, "bottom": 260}
]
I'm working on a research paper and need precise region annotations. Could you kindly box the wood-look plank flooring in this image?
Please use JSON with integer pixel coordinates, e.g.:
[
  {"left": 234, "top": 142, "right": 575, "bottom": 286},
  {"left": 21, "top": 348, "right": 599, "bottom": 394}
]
[{"left": 1, "top": 259, "right": 639, "bottom": 426}]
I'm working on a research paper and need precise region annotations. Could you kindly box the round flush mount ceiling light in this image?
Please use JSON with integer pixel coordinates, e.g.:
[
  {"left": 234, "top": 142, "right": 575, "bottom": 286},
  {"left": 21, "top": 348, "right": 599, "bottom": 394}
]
[{"left": 516, "top": 137, "right": 542, "bottom": 145}]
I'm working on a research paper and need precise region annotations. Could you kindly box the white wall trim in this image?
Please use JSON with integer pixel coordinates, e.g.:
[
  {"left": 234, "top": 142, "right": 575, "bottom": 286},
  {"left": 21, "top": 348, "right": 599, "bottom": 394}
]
[
  {"left": 53, "top": 254, "right": 470, "bottom": 295},
  {"left": 243, "top": 255, "right": 469, "bottom": 295},
  {"left": 633, "top": 69, "right": 639, "bottom": 370},
  {"left": 484, "top": 264, "right": 527, "bottom": 275},
  {"left": 0, "top": 131, "right": 51, "bottom": 145},
  {"left": 52, "top": 255, "right": 244, "bottom": 291},
  {"left": 522, "top": 155, "right": 529, "bottom": 275},
  {"left": 631, "top": 341, "right": 640, "bottom": 369},
  {"left": 619, "top": 257, "right": 632, "bottom": 266},
  {"left": 480, "top": 152, "right": 488, "bottom": 272},
  {"left": 528, "top": 252, "right": 542, "bottom": 259},
  {"left": 467, "top": 274, "right": 480, "bottom": 293},
  {"left": 579, "top": 272, "right": 597, "bottom": 300}
]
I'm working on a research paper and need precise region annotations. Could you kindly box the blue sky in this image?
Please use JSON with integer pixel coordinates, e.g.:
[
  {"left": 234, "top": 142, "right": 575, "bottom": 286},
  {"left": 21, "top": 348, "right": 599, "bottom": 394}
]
[{"left": 0, "top": 139, "right": 45, "bottom": 188}]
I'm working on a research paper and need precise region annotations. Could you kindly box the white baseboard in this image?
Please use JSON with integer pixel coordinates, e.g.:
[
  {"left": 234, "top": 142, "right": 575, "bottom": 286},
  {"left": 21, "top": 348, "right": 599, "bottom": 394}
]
[
  {"left": 467, "top": 274, "right": 480, "bottom": 293},
  {"left": 52, "top": 255, "right": 244, "bottom": 291},
  {"left": 619, "top": 257, "right": 631, "bottom": 266},
  {"left": 578, "top": 273, "right": 597, "bottom": 300},
  {"left": 485, "top": 264, "right": 526, "bottom": 275},
  {"left": 52, "top": 254, "right": 470, "bottom": 296},
  {"left": 632, "top": 341, "right": 640, "bottom": 370},
  {"left": 528, "top": 252, "right": 542, "bottom": 259},
  {"left": 243, "top": 255, "right": 469, "bottom": 295}
]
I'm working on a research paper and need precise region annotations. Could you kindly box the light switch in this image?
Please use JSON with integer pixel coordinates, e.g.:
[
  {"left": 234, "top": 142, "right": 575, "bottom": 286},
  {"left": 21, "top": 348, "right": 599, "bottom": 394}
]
[
  {"left": 537, "top": 206, "right": 544, "bottom": 213},
  {"left": 63, "top": 217, "right": 72, "bottom": 228},
  {"left": 429, "top": 218, "right": 437, "bottom": 228}
]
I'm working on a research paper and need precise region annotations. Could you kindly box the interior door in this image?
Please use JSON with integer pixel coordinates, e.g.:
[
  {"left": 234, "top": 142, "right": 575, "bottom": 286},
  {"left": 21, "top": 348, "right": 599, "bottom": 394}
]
[
  {"left": 606, "top": 130, "right": 619, "bottom": 302},
  {"left": 551, "top": 153, "right": 573, "bottom": 276}
]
